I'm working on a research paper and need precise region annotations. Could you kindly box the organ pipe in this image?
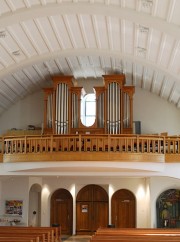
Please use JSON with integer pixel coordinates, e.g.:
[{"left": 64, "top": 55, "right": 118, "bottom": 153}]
[
  {"left": 47, "top": 94, "right": 53, "bottom": 128},
  {"left": 123, "top": 93, "right": 130, "bottom": 128},
  {"left": 97, "top": 93, "right": 104, "bottom": 128},
  {"left": 56, "top": 84, "right": 59, "bottom": 133},
  {"left": 54, "top": 82, "right": 70, "bottom": 134},
  {"left": 43, "top": 74, "right": 134, "bottom": 135},
  {"left": 43, "top": 87, "right": 53, "bottom": 132},
  {"left": 106, "top": 82, "right": 121, "bottom": 134},
  {"left": 72, "top": 93, "right": 78, "bottom": 128},
  {"left": 107, "top": 83, "right": 110, "bottom": 133},
  {"left": 103, "top": 75, "right": 134, "bottom": 134}
]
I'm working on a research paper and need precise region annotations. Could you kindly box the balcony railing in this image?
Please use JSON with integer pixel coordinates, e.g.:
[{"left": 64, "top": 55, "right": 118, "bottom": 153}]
[{"left": 1, "top": 134, "right": 180, "bottom": 162}]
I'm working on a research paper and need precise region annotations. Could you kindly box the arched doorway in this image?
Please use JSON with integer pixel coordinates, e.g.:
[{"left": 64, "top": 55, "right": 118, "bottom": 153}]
[
  {"left": 28, "top": 184, "right": 41, "bottom": 226},
  {"left": 76, "top": 184, "right": 108, "bottom": 234},
  {"left": 111, "top": 189, "right": 136, "bottom": 228},
  {"left": 50, "top": 189, "right": 73, "bottom": 235},
  {"left": 156, "top": 189, "right": 180, "bottom": 228}
]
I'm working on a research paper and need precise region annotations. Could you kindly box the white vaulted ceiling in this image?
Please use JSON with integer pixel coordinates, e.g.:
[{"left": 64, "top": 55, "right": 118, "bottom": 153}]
[{"left": 0, "top": 0, "right": 180, "bottom": 116}]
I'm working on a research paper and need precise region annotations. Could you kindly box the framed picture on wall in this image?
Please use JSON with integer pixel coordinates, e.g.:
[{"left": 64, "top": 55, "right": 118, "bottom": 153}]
[{"left": 5, "top": 200, "right": 23, "bottom": 216}]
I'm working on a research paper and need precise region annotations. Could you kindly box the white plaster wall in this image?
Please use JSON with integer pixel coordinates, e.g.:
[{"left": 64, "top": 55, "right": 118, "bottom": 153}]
[
  {"left": 29, "top": 177, "right": 42, "bottom": 190},
  {"left": 1, "top": 177, "right": 29, "bottom": 225},
  {"left": 0, "top": 181, "right": 2, "bottom": 216},
  {"left": 28, "top": 178, "right": 43, "bottom": 227},
  {"left": 134, "top": 87, "right": 180, "bottom": 135},
  {"left": 0, "top": 91, "right": 44, "bottom": 135},
  {"left": 28, "top": 191, "right": 39, "bottom": 226},
  {"left": 145, "top": 178, "right": 151, "bottom": 227}
]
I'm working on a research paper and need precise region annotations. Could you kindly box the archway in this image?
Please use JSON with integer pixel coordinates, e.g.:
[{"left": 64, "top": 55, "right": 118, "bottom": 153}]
[
  {"left": 28, "top": 184, "right": 42, "bottom": 226},
  {"left": 50, "top": 188, "right": 73, "bottom": 235},
  {"left": 156, "top": 189, "right": 180, "bottom": 228},
  {"left": 76, "top": 184, "right": 108, "bottom": 234},
  {"left": 111, "top": 189, "right": 136, "bottom": 228}
]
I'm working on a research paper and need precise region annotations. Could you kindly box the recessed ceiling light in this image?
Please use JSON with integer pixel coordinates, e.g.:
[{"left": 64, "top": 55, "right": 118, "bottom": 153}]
[{"left": 12, "top": 50, "right": 20, "bottom": 56}]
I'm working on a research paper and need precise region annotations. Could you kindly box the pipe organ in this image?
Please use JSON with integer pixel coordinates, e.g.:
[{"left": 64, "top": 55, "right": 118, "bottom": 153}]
[
  {"left": 43, "top": 75, "right": 135, "bottom": 134},
  {"left": 103, "top": 75, "right": 135, "bottom": 134},
  {"left": 43, "top": 87, "right": 53, "bottom": 134}
]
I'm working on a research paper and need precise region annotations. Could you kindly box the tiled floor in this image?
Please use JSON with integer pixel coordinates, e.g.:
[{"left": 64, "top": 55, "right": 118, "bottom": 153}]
[{"left": 62, "top": 235, "right": 92, "bottom": 242}]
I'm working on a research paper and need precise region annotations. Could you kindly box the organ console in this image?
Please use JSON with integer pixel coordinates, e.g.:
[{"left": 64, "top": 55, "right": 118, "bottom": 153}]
[{"left": 43, "top": 74, "right": 135, "bottom": 135}]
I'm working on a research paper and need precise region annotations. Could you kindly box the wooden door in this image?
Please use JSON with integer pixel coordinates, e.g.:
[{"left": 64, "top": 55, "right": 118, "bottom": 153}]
[
  {"left": 51, "top": 189, "right": 73, "bottom": 235},
  {"left": 76, "top": 202, "right": 92, "bottom": 231},
  {"left": 93, "top": 202, "right": 109, "bottom": 231},
  {"left": 76, "top": 185, "right": 108, "bottom": 234},
  {"left": 112, "top": 189, "right": 136, "bottom": 228}
]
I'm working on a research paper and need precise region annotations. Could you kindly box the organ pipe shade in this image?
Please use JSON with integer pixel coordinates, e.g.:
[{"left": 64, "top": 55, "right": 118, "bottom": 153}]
[
  {"left": 55, "top": 83, "right": 69, "bottom": 134},
  {"left": 47, "top": 93, "right": 53, "bottom": 128},
  {"left": 107, "top": 82, "right": 121, "bottom": 134}
]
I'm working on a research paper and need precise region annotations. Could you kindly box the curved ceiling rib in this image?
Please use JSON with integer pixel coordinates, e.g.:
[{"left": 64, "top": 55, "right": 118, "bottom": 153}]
[
  {"left": 0, "top": 4, "right": 179, "bottom": 38},
  {"left": 0, "top": 0, "right": 179, "bottom": 115}
]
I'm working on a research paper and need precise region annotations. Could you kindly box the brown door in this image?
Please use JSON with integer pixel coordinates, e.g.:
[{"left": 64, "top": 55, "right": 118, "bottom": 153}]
[
  {"left": 51, "top": 189, "right": 73, "bottom": 235},
  {"left": 93, "top": 201, "right": 109, "bottom": 231},
  {"left": 76, "top": 184, "right": 108, "bottom": 234},
  {"left": 112, "top": 189, "right": 136, "bottom": 228},
  {"left": 76, "top": 202, "right": 92, "bottom": 231}
]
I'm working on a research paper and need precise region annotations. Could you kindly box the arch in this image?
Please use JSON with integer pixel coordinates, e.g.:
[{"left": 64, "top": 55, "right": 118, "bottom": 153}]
[
  {"left": 28, "top": 183, "right": 42, "bottom": 226},
  {"left": 156, "top": 189, "right": 180, "bottom": 228},
  {"left": 76, "top": 184, "right": 108, "bottom": 234},
  {"left": 81, "top": 93, "right": 96, "bottom": 127},
  {"left": 111, "top": 189, "right": 136, "bottom": 228},
  {"left": 50, "top": 188, "right": 73, "bottom": 235},
  {"left": 1, "top": 3, "right": 178, "bottom": 38}
]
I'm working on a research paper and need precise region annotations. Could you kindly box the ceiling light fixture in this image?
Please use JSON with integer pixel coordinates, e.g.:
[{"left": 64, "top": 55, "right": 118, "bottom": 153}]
[
  {"left": 137, "top": 47, "right": 147, "bottom": 54},
  {"left": 141, "top": 0, "right": 153, "bottom": 8},
  {"left": 0, "top": 30, "right": 6, "bottom": 38},
  {"left": 138, "top": 25, "right": 149, "bottom": 33},
  {"left": 12, "top": 50, "right": 20, "bottom": 56}
]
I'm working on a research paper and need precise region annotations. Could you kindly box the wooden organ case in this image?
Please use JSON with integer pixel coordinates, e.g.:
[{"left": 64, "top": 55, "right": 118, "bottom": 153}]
[{"left": 43, "top": 75, "right": 135, "bottom": 135}]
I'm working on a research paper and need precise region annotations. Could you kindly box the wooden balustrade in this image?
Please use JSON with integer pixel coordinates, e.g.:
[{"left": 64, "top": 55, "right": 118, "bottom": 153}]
[
  {"left": 1, "top": 134, "right": 180, "bottom": 163},
  {"left": 2, "top": 134, "right": 164, "bottom": 154}
]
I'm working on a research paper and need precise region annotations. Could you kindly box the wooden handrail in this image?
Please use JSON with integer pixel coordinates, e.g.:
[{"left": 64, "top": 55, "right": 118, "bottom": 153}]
[
  {"left": 1, "top": 134, "right": 180, "bottom": 163},
  {"left": 0, "top": 134, "right": 178, "bottom": 154},
  {"left": 3, "top": 134, "right": 180, "bottom": 163}
]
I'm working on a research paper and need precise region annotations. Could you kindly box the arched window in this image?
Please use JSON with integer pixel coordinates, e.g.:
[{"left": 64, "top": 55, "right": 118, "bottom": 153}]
[
  {"left": 81, "top": 93, "right": 96, "bottom": 127},
  {"left": 156, "top": 189, "right": 180, "bottom": 228}
]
